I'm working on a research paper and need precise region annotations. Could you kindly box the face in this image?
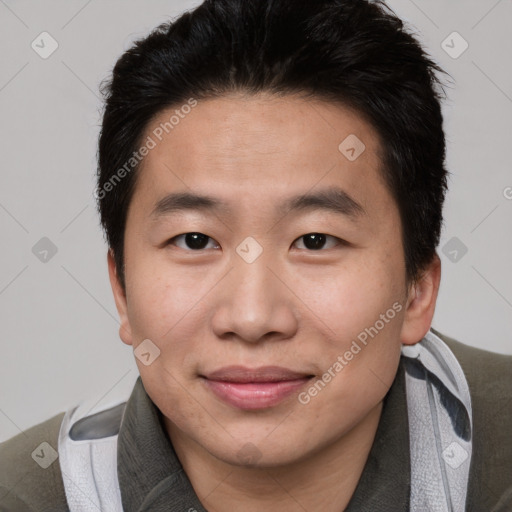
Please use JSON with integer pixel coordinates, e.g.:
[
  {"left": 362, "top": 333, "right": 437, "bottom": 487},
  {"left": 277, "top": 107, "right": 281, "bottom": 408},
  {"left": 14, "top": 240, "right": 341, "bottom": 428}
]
[{"left": 109, "top": 92, "right": 439, "bottom": 468}]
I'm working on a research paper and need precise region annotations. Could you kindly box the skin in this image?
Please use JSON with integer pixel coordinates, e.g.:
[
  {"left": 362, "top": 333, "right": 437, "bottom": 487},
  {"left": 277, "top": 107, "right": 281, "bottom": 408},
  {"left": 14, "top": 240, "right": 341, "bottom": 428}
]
[{"left": 108, "top": 92, "right": 441, "bottom": 511}]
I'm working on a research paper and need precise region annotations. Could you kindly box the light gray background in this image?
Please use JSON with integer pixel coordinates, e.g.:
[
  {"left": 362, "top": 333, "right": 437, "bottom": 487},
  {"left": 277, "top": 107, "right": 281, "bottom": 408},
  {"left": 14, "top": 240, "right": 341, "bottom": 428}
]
[{"left": 0, "top": 0, "right": 511, "bottom": 443}]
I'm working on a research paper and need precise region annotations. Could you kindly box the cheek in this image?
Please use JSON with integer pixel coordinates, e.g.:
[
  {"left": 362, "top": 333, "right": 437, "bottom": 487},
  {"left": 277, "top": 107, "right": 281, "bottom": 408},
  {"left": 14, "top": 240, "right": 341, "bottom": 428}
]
[
  {"left": 294, "top": 248, "right": 405, "bottom": 339},
  {"left": 295, "top": 244, "right": 406, "bottom": 396},
  {"left": 124, "top": 248, "right": 207, "bottom": 351}
]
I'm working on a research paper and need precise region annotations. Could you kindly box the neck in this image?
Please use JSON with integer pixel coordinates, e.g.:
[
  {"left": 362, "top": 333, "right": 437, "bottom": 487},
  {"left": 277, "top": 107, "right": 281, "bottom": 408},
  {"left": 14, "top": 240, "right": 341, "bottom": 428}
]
[{"left": 165, "top": 401, "right": 383, "bottom": 512}]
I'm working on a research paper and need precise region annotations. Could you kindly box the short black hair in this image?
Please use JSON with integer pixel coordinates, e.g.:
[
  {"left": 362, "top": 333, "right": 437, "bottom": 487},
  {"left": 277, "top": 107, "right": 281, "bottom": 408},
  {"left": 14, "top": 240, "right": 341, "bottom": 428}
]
[{"left": 97, "top": 0, "right": 450, "bottom": 292}]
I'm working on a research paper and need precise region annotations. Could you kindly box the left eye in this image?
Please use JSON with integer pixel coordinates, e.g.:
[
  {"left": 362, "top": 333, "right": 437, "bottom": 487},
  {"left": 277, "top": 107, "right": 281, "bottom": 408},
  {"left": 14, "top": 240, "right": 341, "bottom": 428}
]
[
  {"left": 167, "top": 232, "right": 220, "bottom": 250},
  {"left": 292, "top": 233, "right": 343, "bottom": 251}
]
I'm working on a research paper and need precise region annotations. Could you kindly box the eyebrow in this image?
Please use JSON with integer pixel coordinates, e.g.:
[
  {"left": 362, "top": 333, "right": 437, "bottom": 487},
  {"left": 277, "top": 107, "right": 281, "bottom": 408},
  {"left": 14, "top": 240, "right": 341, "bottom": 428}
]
[{"left": 150, "top": 187, "right": 366, "bottom": 221}]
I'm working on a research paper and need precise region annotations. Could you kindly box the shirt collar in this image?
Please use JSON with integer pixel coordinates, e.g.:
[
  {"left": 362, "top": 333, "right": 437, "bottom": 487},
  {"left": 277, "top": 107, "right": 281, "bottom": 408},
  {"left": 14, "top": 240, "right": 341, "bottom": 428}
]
[
  {"left": 118, "top": 357, "right": 410, "bottom": 511},
  {"left": 345, "top": 356, "right": 410, "bottom": 510},
  {"left": 117, "top": 377, "right": 207, "bottom": 512}
]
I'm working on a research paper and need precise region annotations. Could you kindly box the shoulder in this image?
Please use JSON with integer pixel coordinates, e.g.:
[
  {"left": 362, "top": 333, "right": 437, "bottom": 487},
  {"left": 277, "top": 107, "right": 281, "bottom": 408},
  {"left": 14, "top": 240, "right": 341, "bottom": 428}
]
[
  {"left": 432, "top": 327, "right": 512, "bottom": 433},
  {"left": 0, "top": 399, "right": 127, "bottom": 511},
  {"left": 432, "top": 327, "right": 512, "bottom": 397},
  {"left": 431, "top": 328, "right": 512, "bottom": 511},
  {"left": 0, "top": 411, "right": 68, "bottom": 511}
]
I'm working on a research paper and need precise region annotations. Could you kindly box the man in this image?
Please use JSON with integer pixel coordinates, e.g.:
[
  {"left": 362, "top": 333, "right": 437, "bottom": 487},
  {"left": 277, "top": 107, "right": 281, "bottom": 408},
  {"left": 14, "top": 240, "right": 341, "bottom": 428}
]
[{"left": 1, "top": 0, "right": 511, "bottom": 510}]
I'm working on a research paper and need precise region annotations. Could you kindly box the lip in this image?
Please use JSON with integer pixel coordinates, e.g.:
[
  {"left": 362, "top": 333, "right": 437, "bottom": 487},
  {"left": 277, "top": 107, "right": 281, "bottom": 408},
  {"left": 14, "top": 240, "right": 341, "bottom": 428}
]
[{"left": 201, "top": 366, "right": 314, "bottom": 410}]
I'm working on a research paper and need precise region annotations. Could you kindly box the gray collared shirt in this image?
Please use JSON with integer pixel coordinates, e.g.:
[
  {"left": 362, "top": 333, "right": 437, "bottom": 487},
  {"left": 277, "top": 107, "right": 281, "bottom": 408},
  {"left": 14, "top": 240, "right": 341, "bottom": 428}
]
[{"left": 116, "top": 358, "right": 411, "bottom": 511}]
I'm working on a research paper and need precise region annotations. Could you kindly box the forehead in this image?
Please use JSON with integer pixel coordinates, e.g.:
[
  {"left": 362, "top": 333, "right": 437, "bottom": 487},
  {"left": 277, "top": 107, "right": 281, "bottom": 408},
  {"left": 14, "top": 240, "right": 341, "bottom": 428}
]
[{"left": 130, "top": 93, "right": 391, "bottom": 220}]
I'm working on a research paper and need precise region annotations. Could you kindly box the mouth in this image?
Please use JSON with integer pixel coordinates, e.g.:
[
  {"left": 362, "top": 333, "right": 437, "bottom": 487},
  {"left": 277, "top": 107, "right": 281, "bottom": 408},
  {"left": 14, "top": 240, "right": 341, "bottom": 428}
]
[{"left": 200, "top": 366, "right": 315, "bottom": 410}]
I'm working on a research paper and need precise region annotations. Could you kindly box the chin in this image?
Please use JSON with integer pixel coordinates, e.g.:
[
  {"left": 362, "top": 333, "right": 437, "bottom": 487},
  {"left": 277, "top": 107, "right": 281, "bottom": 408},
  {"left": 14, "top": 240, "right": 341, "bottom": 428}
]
[{"left": 203, "top": 434, "right": 311, "bottom": 469}]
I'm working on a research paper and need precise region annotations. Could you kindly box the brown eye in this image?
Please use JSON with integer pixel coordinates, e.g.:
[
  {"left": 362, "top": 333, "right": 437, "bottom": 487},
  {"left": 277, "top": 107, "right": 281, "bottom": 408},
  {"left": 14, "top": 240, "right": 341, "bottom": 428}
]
[
  {"left": 167, "top": 232, "right": 219, "bottom": 250},
  {"left": 293, "top": 233, "right": 343, "bottom": 251}
]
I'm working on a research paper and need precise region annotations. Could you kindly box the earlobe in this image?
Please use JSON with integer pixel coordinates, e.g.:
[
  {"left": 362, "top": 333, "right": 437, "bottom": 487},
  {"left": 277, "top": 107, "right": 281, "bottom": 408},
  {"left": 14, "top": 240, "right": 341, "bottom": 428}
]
[
  {"left": 400, "top": 253, "right": 441, "bottom": 345},
  {"left": 107, "top": 249, "right": 134, "bottom": 346}
]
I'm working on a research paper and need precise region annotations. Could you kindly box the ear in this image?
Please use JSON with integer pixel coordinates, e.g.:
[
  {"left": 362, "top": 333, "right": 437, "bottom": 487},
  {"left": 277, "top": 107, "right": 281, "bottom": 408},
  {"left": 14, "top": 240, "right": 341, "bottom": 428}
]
[
  {"left": 400, "top": 253, "right": 441, "bottom": 345},
  {"left": 107, "top": 249, "right": 134, "bottom": 346}
]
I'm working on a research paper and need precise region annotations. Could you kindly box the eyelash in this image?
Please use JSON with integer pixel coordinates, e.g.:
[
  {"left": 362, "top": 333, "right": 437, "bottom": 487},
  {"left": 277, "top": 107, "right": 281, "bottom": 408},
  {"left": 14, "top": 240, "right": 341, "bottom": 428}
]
[{"left": 165, "top": 232, "right": 346, "bottom": 251}]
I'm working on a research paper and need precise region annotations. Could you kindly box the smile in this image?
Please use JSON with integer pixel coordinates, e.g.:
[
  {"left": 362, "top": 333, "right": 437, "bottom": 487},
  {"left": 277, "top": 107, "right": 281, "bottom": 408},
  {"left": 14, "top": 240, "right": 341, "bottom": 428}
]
[{"left": 200, "top": 366, "right": 314, "bottom": 410}]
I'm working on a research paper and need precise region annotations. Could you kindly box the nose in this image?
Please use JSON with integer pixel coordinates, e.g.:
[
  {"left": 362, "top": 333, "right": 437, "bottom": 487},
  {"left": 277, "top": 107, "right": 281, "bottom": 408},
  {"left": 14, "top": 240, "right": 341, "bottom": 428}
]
[{"left": 210, "top": 250, "right": 298, "bottom": 344}]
